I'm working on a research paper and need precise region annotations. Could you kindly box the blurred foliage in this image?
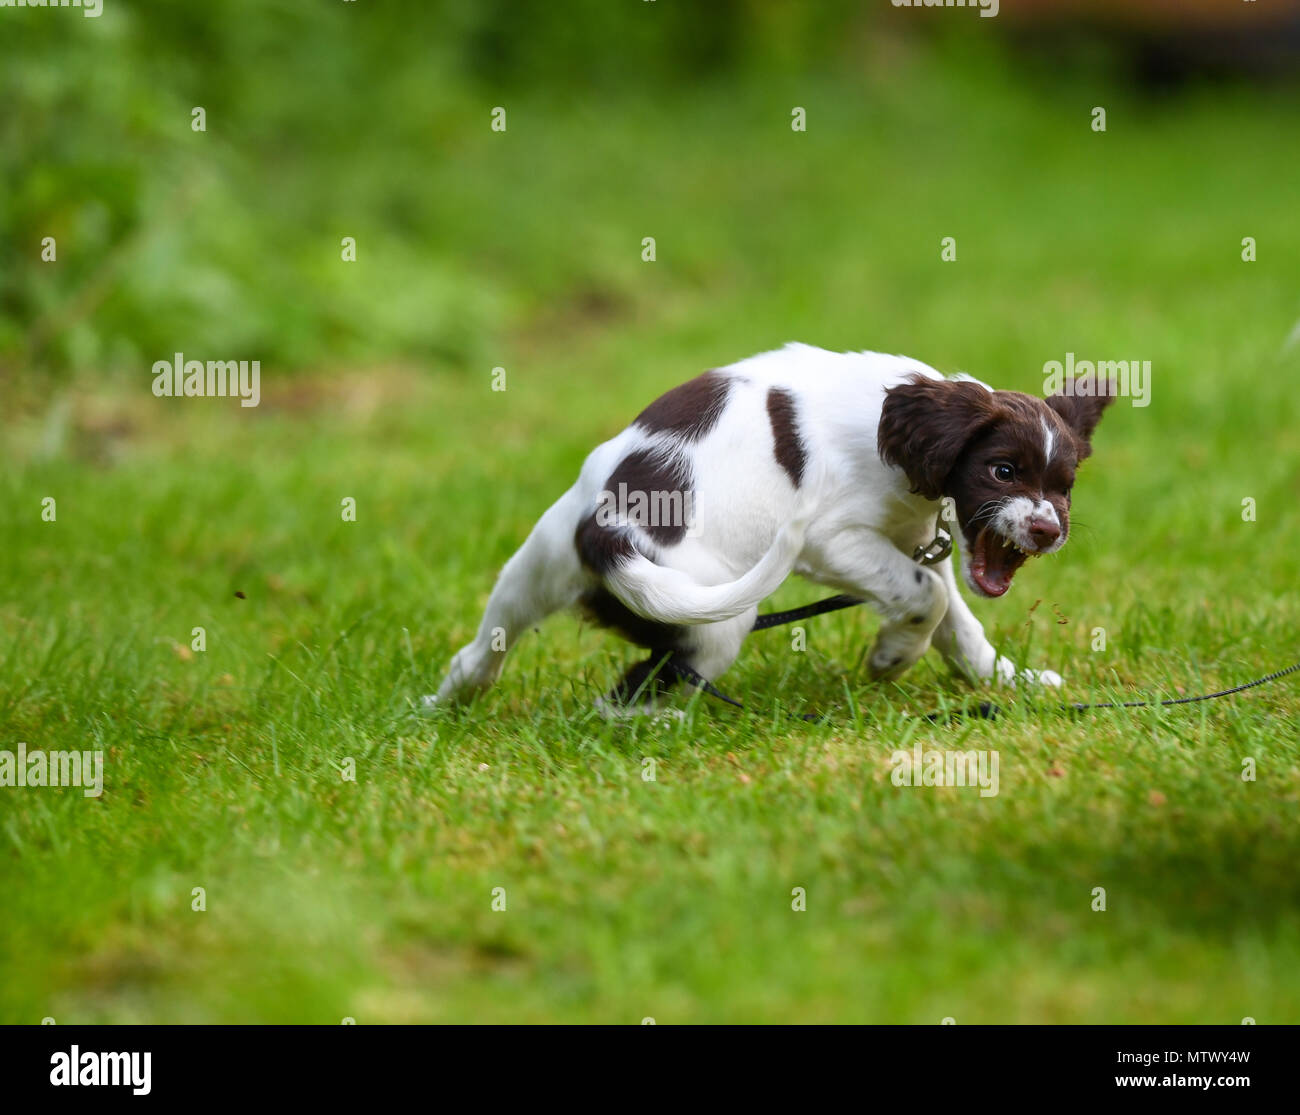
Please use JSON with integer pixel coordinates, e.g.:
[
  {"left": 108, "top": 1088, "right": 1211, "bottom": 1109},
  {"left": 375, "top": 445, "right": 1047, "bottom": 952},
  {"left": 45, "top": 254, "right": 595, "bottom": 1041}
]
[
  {"left": 0, "top": 0, "right": 876, "bottom": 378},
  {"left": 1, "top": 0, "right": 1296, "bottom": 385}
]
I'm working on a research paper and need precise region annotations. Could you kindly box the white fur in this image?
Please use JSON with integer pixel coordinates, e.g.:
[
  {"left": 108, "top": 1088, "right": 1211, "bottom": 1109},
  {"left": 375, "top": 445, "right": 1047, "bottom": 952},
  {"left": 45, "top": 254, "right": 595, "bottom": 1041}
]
[
  {"left": 983, "top": 495, "right": 1065, "bottom": 559},
  {"left": 429, "top": 344, "right": 1064, "bottom": 709},
  {"left": 1041, "top": 415, "right": 1056, "bottom": 465}
]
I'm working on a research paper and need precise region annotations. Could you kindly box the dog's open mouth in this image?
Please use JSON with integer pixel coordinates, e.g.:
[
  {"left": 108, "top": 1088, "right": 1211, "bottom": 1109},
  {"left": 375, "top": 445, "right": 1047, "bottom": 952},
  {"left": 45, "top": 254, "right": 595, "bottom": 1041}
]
[{"left": 969, "top": 527, "right": 1032, "bottom": 597}]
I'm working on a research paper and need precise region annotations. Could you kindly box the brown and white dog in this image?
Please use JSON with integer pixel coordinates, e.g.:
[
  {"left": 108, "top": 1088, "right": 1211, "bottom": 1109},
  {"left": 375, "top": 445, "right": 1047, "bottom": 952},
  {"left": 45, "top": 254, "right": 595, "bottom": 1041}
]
[{"left": 429, "top": 344, "right": 1112, "bottom": 713}]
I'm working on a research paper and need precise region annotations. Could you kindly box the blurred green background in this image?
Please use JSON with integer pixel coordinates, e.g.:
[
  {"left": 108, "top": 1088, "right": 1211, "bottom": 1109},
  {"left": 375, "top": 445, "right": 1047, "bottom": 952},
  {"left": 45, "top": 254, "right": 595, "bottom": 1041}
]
[
  {"left": 4, "top": 0, "right": 1298, "bottom": 391},
  {"left": 3, "top": 1, "right": 1300, "bottom": 1024}
]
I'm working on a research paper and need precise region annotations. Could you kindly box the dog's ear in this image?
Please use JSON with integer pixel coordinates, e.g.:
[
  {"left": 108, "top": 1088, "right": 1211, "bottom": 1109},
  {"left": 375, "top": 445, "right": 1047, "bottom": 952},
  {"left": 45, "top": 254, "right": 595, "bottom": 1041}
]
[
  {"left": 878, "top": 376, "right": 999, "bottom": 501},
  {"left": 1045, "top": 375, "right": 1115, "bottom": 460}
]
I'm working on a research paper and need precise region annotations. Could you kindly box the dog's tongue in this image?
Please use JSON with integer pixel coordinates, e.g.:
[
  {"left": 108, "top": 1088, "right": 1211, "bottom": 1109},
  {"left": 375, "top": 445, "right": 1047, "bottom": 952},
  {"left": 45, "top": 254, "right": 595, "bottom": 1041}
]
[{"left": 972, "top": 528, "right": 1016, "bottom": 597}]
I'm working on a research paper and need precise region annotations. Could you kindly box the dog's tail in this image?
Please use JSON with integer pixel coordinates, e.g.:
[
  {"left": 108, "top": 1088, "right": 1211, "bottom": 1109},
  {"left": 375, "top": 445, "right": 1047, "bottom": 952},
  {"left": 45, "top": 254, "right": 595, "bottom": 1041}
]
[{"left": 587, "top": 514, "right": 810, "bottom": 627}]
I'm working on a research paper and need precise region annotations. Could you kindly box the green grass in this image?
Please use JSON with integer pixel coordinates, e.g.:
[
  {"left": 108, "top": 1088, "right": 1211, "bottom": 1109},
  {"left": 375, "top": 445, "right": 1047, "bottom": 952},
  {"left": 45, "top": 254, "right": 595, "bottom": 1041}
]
[{"left": 3, "top": 52, "right": 1300, "bottom": 1023}]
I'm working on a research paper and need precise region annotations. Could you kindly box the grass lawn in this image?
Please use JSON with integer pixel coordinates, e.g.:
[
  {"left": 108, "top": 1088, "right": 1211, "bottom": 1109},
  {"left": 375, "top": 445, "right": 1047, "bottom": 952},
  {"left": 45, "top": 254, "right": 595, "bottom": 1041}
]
[{"left": 2, "top": 53, "right": 1299, "bottom": 1023}]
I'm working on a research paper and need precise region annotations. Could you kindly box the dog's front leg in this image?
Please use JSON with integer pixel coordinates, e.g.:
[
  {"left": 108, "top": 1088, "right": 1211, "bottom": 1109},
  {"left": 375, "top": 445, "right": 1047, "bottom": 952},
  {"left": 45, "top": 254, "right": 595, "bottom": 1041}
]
[
  {"left": 816, "top": 528, "right": 948, "bottom": 681},
  {"left": 929, "top": 557, "right": 1003, "bottom": 683},
  {"left": 930, "top": 558, "right": 1063, "bottom": 687}
]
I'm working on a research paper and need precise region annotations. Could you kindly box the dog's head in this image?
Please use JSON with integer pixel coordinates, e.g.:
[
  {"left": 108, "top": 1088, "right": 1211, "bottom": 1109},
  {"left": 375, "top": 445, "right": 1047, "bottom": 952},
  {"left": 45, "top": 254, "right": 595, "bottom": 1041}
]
[{"left": 878, "top": 374, "right": 1113, "bottom": 598}]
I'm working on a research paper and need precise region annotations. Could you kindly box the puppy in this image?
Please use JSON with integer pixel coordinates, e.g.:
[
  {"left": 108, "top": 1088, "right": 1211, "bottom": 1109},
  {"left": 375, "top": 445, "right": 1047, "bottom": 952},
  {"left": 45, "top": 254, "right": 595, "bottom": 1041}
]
[{"left": 430, "top": 344, "right": 1112, "bottom": 712}]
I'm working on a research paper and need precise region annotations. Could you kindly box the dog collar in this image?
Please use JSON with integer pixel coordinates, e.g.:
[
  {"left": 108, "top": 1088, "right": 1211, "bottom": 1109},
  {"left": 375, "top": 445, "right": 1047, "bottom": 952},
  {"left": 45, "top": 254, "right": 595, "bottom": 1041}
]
[{"left": 912, "top": 527, "right": 953, "bottom": 567}]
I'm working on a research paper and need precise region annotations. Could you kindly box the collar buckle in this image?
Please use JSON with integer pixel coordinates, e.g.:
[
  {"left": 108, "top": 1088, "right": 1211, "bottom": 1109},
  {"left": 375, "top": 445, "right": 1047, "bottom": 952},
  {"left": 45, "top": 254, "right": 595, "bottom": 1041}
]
[{"left": 913, "top": 528, "right": 953, "bottom": 567}]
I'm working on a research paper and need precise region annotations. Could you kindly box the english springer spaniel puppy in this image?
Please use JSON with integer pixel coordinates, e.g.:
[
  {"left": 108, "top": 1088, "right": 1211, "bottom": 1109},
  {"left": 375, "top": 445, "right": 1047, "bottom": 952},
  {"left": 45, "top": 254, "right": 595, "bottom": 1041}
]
[{"left": 429, "top": 344, "right": 1111, "bottom": 713}]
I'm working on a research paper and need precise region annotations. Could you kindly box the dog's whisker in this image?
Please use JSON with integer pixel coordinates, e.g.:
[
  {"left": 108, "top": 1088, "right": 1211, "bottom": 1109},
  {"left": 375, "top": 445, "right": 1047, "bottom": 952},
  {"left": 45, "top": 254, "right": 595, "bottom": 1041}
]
[{"left": 968, "top": 498, "right": 1009, "bottom": 529}]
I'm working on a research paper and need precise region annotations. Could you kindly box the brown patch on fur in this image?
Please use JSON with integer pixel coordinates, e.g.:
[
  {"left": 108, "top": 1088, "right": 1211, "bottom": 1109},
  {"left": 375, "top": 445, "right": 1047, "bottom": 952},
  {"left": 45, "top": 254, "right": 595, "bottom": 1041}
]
[
  {"left": 879, "top": 373, "right": 1111, "bottom": 579},
  {"left": 578, "top": 588, "right": 685, "bottom": 654},
  {"left": 934, "top": 393, "right": 1079, "bottom": 540},
  {"left": 602, "top": 447, "right": 693, "bottom": 546},
  {"left": 634, "top": 371, "right": 733, "bottom": 441},
  {"left": 573, "top": 513, "right": 636, "bottom": 574},
  {"left": 604, "top": 654, "right": 682, "bottom": 705},
  {"left": 766, "top": 387, "right": 806, "bottom": 487},
  {"left": 877, "top": 376, "right": 1001, "bottom": 501},
  {"left": 573, "top": 446, "right": 695, "bottom": 573},
  {"left": 1045, "top": 375, "right": 1116, "bottom": 460}
]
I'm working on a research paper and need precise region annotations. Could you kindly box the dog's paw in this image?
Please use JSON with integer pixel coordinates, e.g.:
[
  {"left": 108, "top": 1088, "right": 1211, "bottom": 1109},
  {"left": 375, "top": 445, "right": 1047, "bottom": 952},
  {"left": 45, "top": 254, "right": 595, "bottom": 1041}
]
[
  {"left": 992, "top": 657, "right": 1063, "bottom": 688},
  {"left": 869, "top": 656, "right": 912, "bottom": 683},
  {"left": 593, "top": 695, "right": 685, "bottom": 723},
  {"left": 868, "top": 633, "right": 931, "bottom": 682},
  {"left": 868, "top": 641, "right": 930, "bottom": 675}
]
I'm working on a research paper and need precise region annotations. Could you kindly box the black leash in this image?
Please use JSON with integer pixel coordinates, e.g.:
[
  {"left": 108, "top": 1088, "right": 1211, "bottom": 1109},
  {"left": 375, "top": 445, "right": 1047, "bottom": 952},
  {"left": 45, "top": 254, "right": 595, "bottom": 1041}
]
[
  {"left": 752, "top": 593, "right": 864, "bottom": 631},
  {"left": 658, "top": 528, "right": 1300, "bottom": 722},
  {"left": 669, "top": 606, "right": 1300, "bottom": 723},
  {"left": 1057, "top": 660, "right": 1300, "bottom": 714}
]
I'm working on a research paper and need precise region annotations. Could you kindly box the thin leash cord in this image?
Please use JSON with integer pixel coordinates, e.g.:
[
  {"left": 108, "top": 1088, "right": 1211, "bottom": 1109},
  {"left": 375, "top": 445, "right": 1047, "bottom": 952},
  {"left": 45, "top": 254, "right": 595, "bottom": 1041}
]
[
  {"left": 1061, "top": 658, "right": 1300, "bottom": 712},
  {"left": 752, "top": 594, "right": 864, "bottom": 631},
  {"left": 665, "top": 594, "right": 1300, "bottom": 722},
  {"left": 664, "top": 656, "right": 821, "bottom": 723}
]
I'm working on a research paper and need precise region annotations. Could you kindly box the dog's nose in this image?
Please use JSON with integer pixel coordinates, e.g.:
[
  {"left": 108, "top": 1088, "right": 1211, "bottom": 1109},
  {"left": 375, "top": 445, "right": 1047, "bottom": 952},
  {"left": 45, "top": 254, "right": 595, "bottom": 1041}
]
[{"left": 1027, "top": 519, "right": 1061, "bottom": 549}]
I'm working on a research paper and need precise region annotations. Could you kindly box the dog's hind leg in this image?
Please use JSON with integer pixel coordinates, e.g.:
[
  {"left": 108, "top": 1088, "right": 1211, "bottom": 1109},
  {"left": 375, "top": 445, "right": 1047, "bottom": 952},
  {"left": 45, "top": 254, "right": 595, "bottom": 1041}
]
[
  {"left": 594, "top": 652, "right": 683, "bottom": 719},
  {"left": 427, "top": 489, "right": 587, "bottom": 707},
  {"left": 677, "top": 609, "right": 757, "bottom": 683},
  {"left": 594, "top": 609, "right": 757, "bottom": 719}
]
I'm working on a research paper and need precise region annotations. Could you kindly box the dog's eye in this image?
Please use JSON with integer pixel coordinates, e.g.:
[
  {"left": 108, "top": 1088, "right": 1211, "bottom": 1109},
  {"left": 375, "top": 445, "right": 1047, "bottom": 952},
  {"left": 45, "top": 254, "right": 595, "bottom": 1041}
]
[{"left": 991, "top": 462, "right": 1016, "bottom": 483}]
